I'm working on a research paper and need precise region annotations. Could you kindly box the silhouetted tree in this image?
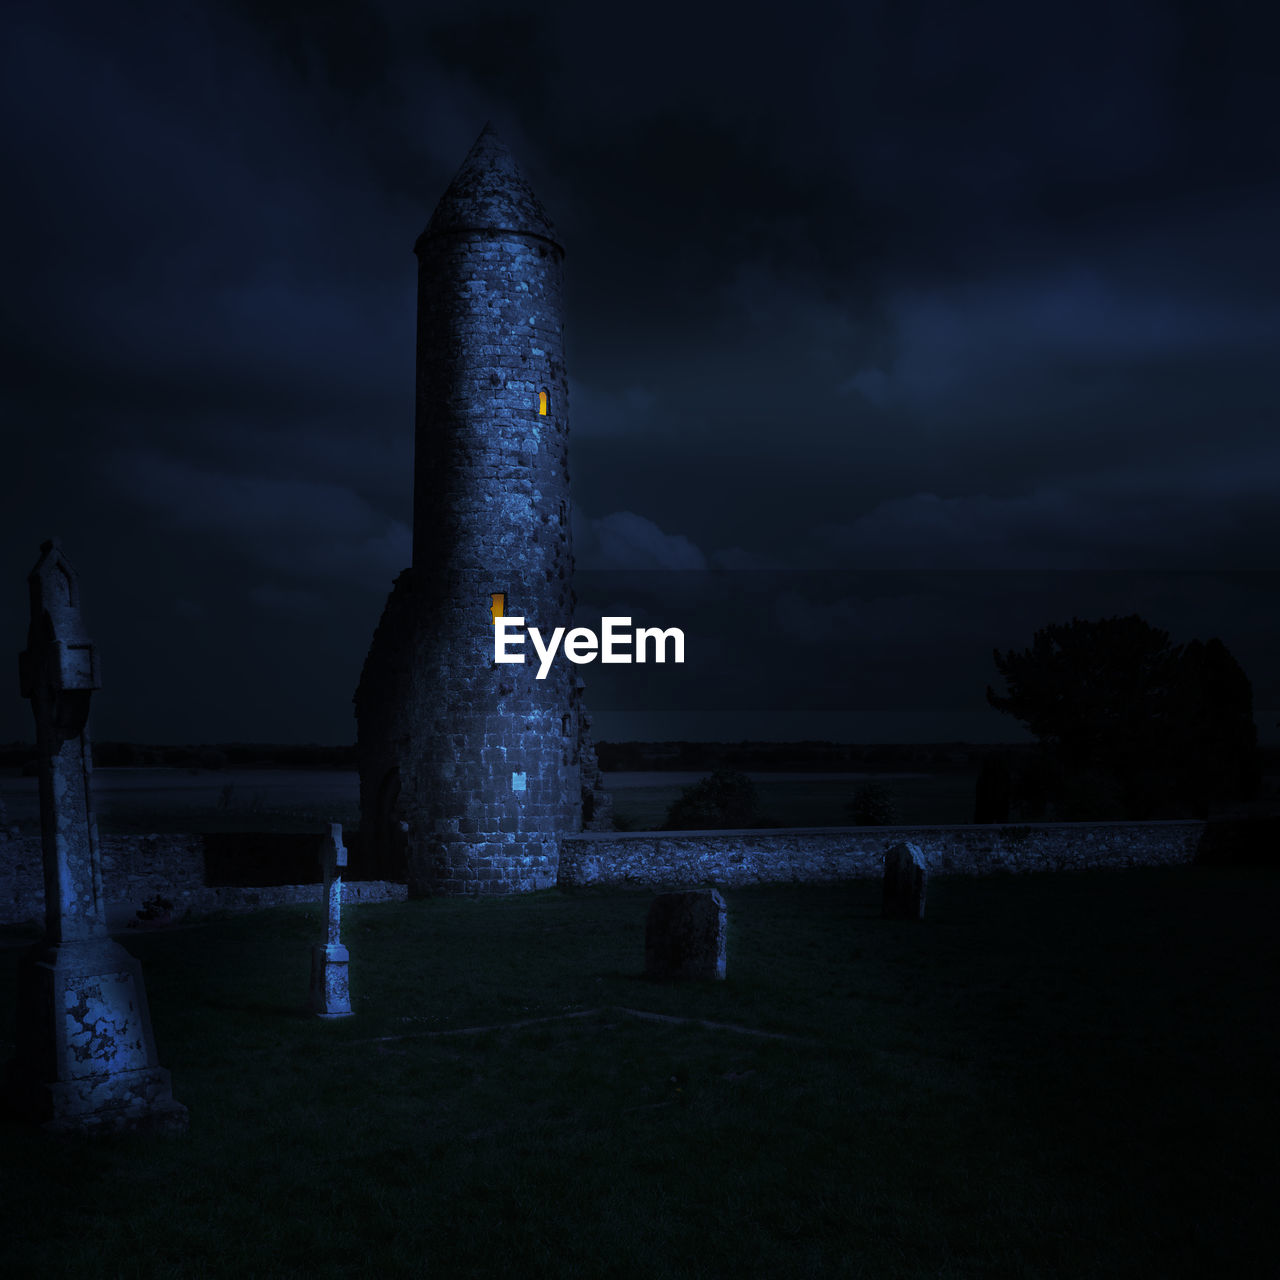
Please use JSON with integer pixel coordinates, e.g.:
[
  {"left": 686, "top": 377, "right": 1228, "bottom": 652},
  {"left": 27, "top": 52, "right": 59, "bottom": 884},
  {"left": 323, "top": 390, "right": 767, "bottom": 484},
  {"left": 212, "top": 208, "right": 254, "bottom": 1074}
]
[
  {"left": 1157, "top": 638, "right": 1262, "bottom": 817},
  {"left": 986, "top": 615, "right": 1261, "bottom": 819},
  {"left": 662, "top": 769, "right": 759, "bottom": 829},
  {"left": 846, "top": 780, "right": 898, "bottom": 826},
  {"left": 1006, "top": 748, "right": 1057, "bottom": 821}
]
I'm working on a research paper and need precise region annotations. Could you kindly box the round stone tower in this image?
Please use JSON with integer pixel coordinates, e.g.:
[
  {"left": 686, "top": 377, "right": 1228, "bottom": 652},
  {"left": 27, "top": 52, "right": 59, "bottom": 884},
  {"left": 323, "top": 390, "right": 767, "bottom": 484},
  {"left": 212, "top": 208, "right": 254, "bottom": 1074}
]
[{"left": 356, "top": 122, "right": 597, "bottom": 896}]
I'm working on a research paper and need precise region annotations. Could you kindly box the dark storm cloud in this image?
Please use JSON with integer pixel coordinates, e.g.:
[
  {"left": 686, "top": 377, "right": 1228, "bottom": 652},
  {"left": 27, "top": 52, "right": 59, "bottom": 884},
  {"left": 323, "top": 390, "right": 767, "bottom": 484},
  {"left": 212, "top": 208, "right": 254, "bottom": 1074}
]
[
  {"left": 100, "top": 450, "right": 410, "bottom": 586},
  {"left": 1, "top": 0, "right": 1277, "bottom": 744}
]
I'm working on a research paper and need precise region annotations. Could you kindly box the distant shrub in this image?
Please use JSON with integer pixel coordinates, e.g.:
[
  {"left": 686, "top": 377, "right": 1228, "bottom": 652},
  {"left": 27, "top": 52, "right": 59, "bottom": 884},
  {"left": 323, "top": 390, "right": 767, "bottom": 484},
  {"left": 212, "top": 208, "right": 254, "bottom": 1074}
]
[
  {"left": 662, "top": 769, "right": 758, "bottom": 830},
  {"left": 846, "top": 781, "right": 898, "bottom": 826},
  {"left": 198, "top": 747, "right": 228, "bottom": 771}
]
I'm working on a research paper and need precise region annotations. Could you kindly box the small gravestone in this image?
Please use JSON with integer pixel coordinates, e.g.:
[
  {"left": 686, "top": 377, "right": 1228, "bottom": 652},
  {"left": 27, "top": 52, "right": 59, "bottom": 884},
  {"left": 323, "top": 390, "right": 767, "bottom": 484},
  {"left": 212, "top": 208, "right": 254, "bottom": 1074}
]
[
  {"left": 644, "top": 888, "right": 727, "bottom": 980},
  {"left": 310, "top": 823, "right": 352, "bottom": 1017},
  {"left": 6, "top": 540, "right": 188, "bottom": 1135},
  {"left": 882, "top": 841, "right": 928, "bottom": 919}
]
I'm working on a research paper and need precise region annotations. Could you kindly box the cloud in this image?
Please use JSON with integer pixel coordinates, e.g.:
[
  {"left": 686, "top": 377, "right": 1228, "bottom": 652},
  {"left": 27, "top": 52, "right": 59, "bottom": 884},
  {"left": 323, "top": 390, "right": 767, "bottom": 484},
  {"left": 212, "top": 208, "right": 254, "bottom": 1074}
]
[
  {"left": 709, "top": 546, "right": 793, "bottom": 571},
  {"left": 767, "top": 584, "right": 1015, "bottom": 687},
  {"left": 806, "top": 444, "right": 1280, "bottom": 571},
  {"left": 839, "top": 369, "right": 892, "bottom": 407},
  {"left": 172, "top": 596, "right": 208, "bottom": 621},
  {"left": 0, "top": 1, "right": 415, "bottom": 407},
  {"left": 869, "top": 267, "right": 1280, "bottom": 418},
  {"left": 572, "top": 509, "right": 708, "bottom": 570},
  {"left": 102, "top": 449, "right": 411, "bottom": 585},
  {"left": 568, "top": 380, "right": 659, "bottom": 438},
  {"left": 248, "top": 584, "right": 328, "bottom": 614}
]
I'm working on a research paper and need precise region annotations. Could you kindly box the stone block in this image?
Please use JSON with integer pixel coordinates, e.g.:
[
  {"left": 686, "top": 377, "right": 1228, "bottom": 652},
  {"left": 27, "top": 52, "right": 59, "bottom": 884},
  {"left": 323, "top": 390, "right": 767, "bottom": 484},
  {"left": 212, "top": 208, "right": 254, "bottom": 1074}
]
[
  {"left": 644, "top": 888, "right": 727, "bottom": 980},
  {"left": 310, "top": 943, "right": 352, "bottom": 1018},
  {"left": 7, "top": 936, "right": 188, "bottom": 1134},
  {"left": 882, "top": 841, "right": 928, "bottom": 919}
]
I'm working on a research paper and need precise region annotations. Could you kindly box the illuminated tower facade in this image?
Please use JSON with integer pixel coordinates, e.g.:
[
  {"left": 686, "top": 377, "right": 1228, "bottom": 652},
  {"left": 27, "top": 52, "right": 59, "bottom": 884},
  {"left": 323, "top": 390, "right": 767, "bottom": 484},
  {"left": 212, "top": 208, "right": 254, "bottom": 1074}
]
[{"left": 355, "top": 123, "right": 608, "bottom": 895}]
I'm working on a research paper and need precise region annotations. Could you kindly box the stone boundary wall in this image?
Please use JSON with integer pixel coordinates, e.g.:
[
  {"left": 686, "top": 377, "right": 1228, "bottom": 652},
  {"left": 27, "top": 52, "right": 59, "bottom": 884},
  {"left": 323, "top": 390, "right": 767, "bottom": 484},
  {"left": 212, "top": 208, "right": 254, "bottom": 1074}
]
[
  {"left": 0, "top": 833, "right": 407, "bottom": 928},
  {"left": 556, "top": 821, "right": 1207, "bottom": 889},
  {"left": 0, "top": 820, "right": 1221, "bottom": 926}
]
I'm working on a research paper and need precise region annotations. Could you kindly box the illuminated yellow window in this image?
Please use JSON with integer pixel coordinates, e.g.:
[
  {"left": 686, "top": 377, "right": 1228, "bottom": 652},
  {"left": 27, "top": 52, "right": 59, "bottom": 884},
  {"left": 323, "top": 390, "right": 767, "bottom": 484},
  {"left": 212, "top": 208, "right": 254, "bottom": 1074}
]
[{"left": 538, "top": 389, "right": 548, "bottom": 416}]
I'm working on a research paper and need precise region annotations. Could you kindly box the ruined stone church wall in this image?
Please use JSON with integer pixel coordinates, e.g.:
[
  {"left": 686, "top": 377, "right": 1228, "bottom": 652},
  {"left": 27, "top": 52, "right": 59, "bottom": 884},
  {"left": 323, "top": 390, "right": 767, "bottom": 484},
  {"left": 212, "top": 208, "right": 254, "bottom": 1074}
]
[
  {"left": 0, "top": 821, "right": 1213, "bottom": 927},
  {"left": 557, "top": 821, "right": 1207, "bottom": 888},
  {"left": 0, "top": 830, "right": 406, "bottom": 928}
]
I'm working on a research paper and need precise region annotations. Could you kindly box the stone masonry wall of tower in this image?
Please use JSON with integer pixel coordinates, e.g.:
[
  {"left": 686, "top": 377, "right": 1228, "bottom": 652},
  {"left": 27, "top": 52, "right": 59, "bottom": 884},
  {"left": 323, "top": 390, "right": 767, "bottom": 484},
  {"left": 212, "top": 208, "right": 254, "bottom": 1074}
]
[
  {"left": 355, "top": 124, "right": 610, "bottom": 895},
  {"left": 406, "top": 227, "right": 577, "bottom": 895},
  {"left": 351, "top": 123, "right": 581, "bottom": 899}
]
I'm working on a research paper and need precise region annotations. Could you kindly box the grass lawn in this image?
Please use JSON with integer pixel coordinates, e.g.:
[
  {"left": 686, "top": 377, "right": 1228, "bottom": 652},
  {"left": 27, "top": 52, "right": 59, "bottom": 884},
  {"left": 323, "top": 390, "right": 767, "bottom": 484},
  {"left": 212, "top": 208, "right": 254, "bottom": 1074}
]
[{"left": 0, "top": 865, "right": 1275, "bottom": 1277}]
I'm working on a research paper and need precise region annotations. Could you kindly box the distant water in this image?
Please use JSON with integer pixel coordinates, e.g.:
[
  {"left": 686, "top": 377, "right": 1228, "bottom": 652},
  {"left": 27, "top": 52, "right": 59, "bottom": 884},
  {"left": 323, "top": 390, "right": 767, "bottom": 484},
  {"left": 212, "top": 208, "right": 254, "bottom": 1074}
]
[
  {"left": 0, "top": 766, "right": 930, "bottom": 822},
  {"left": 0, "top": 767, "right": 361, "bottom": 824},
  {"left": 602, "top": 771, "right": 930, "bottom": 789}
]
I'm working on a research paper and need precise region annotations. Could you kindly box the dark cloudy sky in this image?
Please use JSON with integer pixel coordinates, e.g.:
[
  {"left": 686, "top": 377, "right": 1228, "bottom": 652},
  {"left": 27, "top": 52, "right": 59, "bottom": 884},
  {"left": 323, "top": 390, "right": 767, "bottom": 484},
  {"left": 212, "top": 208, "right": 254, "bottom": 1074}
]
[{"left": 2, "top": 0, "right": 1277, "bottom": 747}]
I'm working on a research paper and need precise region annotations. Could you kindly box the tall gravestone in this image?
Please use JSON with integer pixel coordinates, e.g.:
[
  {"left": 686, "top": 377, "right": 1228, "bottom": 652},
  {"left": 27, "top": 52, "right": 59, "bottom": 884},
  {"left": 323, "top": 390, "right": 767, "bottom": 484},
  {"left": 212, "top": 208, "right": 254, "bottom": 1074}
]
[
  {"left": 310, "top": 823, "right": 353, "bottom": 1017},
  {"left": 882, "top": 841, "right": 928, "bottom": 920},
  {"left": 644, "top": 888, "right": 728, "bottom": 981},
  {"left": 5, "top": 540, "right": 188, "bottom": 1135}
]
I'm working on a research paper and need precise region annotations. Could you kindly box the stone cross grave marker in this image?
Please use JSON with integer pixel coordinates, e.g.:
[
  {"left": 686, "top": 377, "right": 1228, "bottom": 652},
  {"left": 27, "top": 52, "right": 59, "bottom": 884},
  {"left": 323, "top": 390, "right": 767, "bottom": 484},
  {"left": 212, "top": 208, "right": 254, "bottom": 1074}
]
[
  {"left": 310, "top": 823, "right": 352, "bottom": 1017},
  {"left": 644, "top": 888, "right": 728, "bottom": 981},
  {"left": 882, "top": 840, "right": 928, "bottom": 919},
  {"left": 5, "top": 539, "right": 188, "bottom": 1135}
]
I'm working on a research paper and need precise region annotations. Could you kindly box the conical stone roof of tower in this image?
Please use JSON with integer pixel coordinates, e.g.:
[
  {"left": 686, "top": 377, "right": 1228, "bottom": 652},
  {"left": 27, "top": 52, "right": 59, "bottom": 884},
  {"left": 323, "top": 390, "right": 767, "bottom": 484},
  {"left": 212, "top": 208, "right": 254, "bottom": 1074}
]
[{"left": 416, "top": 122, "right": 561, "bottom": 251}]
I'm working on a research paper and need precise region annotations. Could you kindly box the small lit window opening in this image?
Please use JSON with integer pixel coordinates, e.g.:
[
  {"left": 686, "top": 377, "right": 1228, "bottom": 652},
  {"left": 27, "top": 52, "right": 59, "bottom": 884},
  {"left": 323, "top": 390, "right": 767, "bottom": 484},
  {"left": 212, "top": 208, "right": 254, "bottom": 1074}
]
[{"left": 538, "top": 389, "right": 548, "bottom": 415}]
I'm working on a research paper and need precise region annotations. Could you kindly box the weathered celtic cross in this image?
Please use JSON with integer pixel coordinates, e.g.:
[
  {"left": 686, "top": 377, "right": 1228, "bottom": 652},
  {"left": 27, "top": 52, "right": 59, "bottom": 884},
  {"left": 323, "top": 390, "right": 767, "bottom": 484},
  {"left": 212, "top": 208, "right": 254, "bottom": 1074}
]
[{"left": 5, "top": 539, "right": 188, "bottom": 1134}]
